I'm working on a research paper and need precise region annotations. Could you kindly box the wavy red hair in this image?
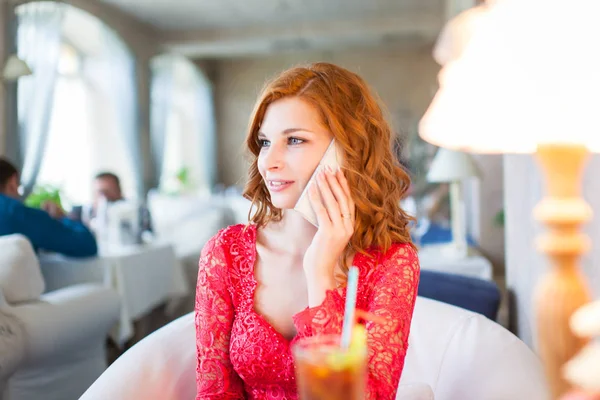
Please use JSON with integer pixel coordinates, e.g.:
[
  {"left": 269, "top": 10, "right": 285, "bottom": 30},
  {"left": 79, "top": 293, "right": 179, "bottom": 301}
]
[{"left": 243, "top": 62, "right": 414, "bottom": 271}]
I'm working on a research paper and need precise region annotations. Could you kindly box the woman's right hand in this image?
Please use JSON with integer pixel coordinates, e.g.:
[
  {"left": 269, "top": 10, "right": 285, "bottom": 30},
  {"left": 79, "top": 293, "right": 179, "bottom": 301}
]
[{"left": 302, "top": 165, "right": 355, "bottom": 306}]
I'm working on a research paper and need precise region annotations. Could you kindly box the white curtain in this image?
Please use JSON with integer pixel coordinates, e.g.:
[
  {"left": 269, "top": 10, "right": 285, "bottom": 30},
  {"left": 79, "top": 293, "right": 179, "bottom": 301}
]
[
  {"left": 150, "top": 55, "right": 175, "bottom": 189},
  {"left": 83, "top": 23, "right": 141, "bottom": 198},
  {"left": 36, "top": 75, "right": 95, "bottom": 207},
  {"left": 16, "top": 1, "right": 65, "bottom": 196},
  {"left": 195, "top": 71, "right": 217, "bottom": 189}
]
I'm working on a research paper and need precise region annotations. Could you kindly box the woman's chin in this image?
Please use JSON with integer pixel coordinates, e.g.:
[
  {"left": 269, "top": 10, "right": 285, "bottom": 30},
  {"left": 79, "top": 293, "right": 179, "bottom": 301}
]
[{"left": 270, "top": 195, "right": 299, "bottom": 210}]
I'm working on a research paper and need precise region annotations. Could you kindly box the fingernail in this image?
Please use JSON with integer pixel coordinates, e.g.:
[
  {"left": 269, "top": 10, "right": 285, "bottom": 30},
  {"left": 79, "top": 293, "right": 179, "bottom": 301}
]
[{"left": 326, "top": 165, "right": 333, "bottom": 174}]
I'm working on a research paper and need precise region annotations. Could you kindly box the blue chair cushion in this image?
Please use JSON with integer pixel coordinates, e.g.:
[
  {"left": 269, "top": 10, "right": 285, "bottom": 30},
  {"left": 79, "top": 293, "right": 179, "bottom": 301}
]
[
  {"left": 417, "top": 269, "right": 501, "bottom": 320},
  {"left": 418, "top": 222, "right": 477, "bottom": 246}
]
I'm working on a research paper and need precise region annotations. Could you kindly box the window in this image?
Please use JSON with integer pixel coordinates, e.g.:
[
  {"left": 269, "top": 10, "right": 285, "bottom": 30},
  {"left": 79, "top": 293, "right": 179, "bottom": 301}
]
[
  {"left": 151, "top": 55, "right": 216, "bottom": 195},
  {"left": 36, "top": 44, "right": 94, "bottom": 207},
  {"left": 24, "top": 5, "right": 139, "bottom": 208}
]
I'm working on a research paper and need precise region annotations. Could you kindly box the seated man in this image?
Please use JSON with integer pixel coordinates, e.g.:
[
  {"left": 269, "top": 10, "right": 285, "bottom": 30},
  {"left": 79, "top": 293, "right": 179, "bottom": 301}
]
[
  {"left": 99, "top": 172, "right": 153, "bottom": 233},
  {"left": 94, "top": 171, "right": 124, "bottom": 206},
  {"left": 69, "top": 172, "right": 124, "bottom": 224},
  {"left": 84, "top": 171, "right": 152, "bottom": 237},
  {"left": 0, "top": 158, "right": 97, "bottom": 257}
]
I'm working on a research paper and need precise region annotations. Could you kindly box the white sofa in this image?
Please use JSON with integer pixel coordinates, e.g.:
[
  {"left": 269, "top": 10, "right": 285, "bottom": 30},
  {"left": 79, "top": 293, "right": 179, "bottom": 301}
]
[
  {"left": 0, "top": 234, "right": 120, "bottom": 400},
  {"left": 80, "top": 296, "right": 549, "bottom": 400}
]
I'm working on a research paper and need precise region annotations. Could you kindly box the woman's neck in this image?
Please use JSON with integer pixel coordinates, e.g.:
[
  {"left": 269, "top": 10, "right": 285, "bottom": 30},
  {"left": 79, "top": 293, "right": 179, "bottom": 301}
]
[{"left": 263, "top": 210, "right": 317, "bottom": 257}]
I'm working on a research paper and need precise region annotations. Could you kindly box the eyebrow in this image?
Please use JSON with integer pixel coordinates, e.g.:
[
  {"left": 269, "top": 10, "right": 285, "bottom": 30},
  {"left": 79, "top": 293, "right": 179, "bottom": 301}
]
[{"left": 257, "top": 128, "right": 314, "bottom": 137}]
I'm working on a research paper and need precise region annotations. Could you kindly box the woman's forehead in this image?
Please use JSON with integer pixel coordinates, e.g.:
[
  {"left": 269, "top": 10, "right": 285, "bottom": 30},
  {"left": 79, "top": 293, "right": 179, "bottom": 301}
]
[{"left": 262, "top": 98, "right": 321, "bottom": 127}]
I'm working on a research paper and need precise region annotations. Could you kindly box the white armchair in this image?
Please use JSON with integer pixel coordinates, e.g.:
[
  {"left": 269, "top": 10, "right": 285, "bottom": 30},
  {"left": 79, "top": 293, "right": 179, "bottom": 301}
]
[
  {"left": 0, "top": 234, "right": 120, "bottom": 400},
  {"left": 80, "top": 296, "right": 549, "bottom": 400}
]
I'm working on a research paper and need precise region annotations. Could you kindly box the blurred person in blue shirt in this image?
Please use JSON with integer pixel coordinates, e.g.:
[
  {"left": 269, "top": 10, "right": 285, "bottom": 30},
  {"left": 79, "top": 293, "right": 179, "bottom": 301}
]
[{"left": 0, "top": 157, "right": 97, "bottom": 257}]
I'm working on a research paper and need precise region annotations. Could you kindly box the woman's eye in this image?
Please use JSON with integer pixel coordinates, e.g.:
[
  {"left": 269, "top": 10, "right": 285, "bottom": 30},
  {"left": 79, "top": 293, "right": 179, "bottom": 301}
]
[
  {"left": 288, "top": 137, "right": 304, "bottom": 145},
  {"left": 258, "top": 139, "right": 270, "bottom": 147}
]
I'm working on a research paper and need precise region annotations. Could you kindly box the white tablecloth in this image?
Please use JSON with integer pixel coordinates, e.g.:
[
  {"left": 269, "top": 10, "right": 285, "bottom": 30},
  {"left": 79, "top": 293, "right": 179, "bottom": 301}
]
[
  {"left": 39, "top": 244, "right": 189, "bottom": 346},
  {"left": 418, "top": 244, "right": 494, "bottom": 281}
]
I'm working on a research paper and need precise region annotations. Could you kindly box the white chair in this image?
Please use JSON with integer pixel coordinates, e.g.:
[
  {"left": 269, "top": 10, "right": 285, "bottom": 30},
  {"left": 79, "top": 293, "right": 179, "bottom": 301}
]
[
  {"left": 80, "top": 296, "right": 549, "bottom": 400},
  {"left": 401, "top": 297, "right": 548, "bottom": 399},
  {"left": 147, "top": 191, "right": 234, "bottom": 316},
  {"left": 147, "top": 190, "right": 232, "bottom": 260},
  {"left": 0, "top": 234, "right": 120, "bottom": 400}
]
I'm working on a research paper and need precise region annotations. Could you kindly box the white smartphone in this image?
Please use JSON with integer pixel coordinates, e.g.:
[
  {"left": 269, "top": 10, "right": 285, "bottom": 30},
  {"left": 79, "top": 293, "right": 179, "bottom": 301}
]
[{"left": 293, "top": 139, "right": 343, "bottom": 227}]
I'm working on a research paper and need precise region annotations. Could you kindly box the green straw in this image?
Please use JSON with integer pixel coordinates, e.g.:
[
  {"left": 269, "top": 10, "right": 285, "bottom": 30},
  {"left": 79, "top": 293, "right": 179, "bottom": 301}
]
[{"left": 341, "top": 266, "right": 359, "bottom": 349}]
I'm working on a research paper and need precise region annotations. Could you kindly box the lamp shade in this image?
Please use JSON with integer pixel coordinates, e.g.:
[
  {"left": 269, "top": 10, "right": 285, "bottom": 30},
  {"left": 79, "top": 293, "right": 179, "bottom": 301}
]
[
  {"left": 3, "top": 54, "right": 32, "bottom": 81},
  {"left": 432, "top": 3, "right": 490, "bottom": 65},
  {"left": 427, "top": 148, "right": 481, "bottom": 183},
  {"left": 419, "top": 0, "right": 600, "bottom": 154}
]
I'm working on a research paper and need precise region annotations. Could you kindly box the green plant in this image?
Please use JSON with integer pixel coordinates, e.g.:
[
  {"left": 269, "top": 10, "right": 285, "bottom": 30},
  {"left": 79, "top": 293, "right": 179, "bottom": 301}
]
[
  {"left": 494, "top": 209, "right": 505, "bottom": 227},
  {"left": 25, "top": 185, "right": 63, "bottom": 209},
  {"left": 161, "top": 166, "right": 194, "bottom": 196},
  {"left": 176, "top": 166, "right": 190, "bottom": 188}
]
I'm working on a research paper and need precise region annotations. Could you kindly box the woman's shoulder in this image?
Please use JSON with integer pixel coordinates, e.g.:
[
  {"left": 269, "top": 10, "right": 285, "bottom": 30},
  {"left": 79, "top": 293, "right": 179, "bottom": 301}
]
[
  {"left": 363, "top": 241, "right": 418, "bottom": 261},
  {"left": 361, "top": 242, "right": 419, "bottom": 277},
  {"left": 204, "top": 223, "right": 255, "bottom": 246},
  {"left": 201, "top": 223, "right": 257, "bottom": 258},
  {"left": 359, "top": 243, "right": 420, "bottom": 294},
  {"left": 199, "top": 224, "right": 256, "bottom": 273},
  {"left": 384, "top": 242, "right": 419, "bottom": 262}
]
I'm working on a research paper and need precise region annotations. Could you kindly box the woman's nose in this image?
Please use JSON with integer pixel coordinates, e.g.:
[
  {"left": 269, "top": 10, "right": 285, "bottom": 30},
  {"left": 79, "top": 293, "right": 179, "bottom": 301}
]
[{"left": 263, "top": 145, "right": 284, "bottom": 170}]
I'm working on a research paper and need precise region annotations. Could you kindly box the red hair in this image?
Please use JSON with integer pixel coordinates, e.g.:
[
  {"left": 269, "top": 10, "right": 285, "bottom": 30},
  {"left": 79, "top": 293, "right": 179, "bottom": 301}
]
[{"left": 243, "top": 63, "right": 414, "bottom": 272}]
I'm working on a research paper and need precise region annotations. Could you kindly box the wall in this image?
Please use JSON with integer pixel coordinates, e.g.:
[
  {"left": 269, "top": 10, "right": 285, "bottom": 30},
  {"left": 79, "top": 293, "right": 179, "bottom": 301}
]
[
  {"left": 472, "top": 154, "right": 505, "bottom": 271},
  {"left": 0, "top": 3, "right": 6, "bottom": 156},
  {"left": 212, "top": 45, "right": 505, "bottom": 270},
  {"left": 0, "top": 1, "right": 16, "bottom": 159}
]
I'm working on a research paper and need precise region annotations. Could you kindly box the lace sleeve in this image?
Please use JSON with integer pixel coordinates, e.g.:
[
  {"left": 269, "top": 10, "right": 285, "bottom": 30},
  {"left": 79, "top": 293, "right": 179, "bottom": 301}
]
[
  {"left": 365, "top": 244, "right": 420, "bottom": 399},
  {"left": 195, "top": 233, "right": 245, "bottom": 400},
  {"left": 292, "top": 244, "right": 420, "bottom": 400},
  {"left": 292, "top": 289, "right": 346, "bottom": 337}
]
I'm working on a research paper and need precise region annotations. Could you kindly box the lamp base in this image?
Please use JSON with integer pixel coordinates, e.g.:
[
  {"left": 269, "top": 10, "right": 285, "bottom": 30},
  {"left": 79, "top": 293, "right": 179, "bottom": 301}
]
[{"left": 533, "top": 143, "right": 593, "bottom": 399}]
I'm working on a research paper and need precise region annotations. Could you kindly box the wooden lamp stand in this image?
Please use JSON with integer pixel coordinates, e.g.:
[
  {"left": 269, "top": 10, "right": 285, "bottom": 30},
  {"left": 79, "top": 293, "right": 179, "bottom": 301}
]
[{"left": 533, "top": 143, "right": 593, "bottom": 398}]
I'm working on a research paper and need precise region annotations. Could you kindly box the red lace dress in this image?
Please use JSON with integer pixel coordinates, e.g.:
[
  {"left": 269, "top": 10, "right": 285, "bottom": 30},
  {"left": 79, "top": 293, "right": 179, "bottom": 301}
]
[{"left": 195, "top": 224, "right": 420, "bottom": 400}]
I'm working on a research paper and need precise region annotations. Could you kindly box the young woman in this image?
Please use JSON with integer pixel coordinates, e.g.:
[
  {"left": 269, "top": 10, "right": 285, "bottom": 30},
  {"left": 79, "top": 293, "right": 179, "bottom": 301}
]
[{"left": 195, "top": 62, "right": 420, "bottom": 399}]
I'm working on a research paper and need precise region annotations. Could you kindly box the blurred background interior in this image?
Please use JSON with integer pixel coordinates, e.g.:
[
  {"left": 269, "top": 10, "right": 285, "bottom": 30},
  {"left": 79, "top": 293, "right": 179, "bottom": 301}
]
[{"left": 3, "top": 0, "right": 596, "bottom": 399}]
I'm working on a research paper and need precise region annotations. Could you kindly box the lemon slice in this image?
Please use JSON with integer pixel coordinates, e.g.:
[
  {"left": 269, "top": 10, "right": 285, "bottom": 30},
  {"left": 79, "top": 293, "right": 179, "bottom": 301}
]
[
  {"left": 350, "top": 324, "right": 367, "bottom": 350},
  {"left": 326, "top": 325, "right": 367, "bottom": 370}
]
